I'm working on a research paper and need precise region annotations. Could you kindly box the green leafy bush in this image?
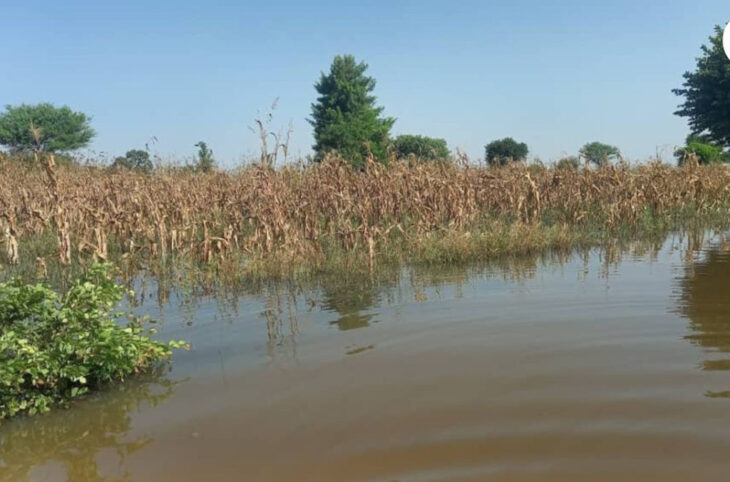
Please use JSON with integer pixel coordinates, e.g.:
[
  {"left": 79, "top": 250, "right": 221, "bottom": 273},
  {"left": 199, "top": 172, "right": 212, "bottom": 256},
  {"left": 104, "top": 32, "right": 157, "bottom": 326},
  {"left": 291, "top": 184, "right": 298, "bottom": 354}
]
[
  {"left": 391, "top": 134, "right": 450, "bottom": 162},
  {"left": 675, "top": 135, "right": 729, "bottom": 166},
  {"left": 0, "top": 263, "right": 187, "bottom": 421}
]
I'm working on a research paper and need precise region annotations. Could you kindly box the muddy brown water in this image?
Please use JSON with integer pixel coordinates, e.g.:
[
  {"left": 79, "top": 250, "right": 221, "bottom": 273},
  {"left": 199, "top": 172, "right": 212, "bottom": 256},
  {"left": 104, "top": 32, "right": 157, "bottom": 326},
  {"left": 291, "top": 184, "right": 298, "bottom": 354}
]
[{"left": 2, "top": 232, "right": 730, "bottom": 481}]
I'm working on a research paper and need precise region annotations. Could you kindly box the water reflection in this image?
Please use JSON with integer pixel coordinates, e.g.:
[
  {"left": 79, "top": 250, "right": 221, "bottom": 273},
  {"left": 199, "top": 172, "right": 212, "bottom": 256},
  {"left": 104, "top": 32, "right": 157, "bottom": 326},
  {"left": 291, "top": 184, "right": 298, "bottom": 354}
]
[
  {"left": 346, "top": 344, "right": 375, "bottom": 355},
  {"left": 5, "top": 231, "right": 730, "bottom": 481},
  {"left": 261, "top": 286, "right": 300, "bottom": 361},
  {"left": 108, "top": 237, "right": 673, "bottom": 338},
  {"left": 0, "top": 371, "right": 183, "bottom": 481},
  {"left": 320, "top": 273, "right": 380, "bottom": 331},
  {"left": 217, "top": 241, "right": 668, "bottom": 346},
  {"left": 677, "top": 237, "right": 730, "bottom": 398}
]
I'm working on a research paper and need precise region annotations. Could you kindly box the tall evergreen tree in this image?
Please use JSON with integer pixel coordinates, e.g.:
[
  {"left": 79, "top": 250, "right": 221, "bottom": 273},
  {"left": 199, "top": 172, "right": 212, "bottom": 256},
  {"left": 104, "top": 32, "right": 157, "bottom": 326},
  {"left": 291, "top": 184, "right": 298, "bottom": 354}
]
[
  {"left": 672, "top": 25, "right": 730, "bottom": 147},
  {"left": 309, "top": 55, "right": 394, "bottom": 167}
]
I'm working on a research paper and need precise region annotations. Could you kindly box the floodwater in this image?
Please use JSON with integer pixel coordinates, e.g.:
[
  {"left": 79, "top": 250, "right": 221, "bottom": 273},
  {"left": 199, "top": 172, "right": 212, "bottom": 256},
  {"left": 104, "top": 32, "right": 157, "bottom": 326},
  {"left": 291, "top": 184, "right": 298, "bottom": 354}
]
[{"left": 2, "top": 232, "right": 730, "bottom": 481}]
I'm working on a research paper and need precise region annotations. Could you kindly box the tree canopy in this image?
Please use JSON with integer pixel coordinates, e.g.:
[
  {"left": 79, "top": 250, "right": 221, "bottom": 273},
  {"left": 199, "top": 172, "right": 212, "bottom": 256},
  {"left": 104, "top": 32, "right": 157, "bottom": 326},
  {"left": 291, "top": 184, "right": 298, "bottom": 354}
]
[
  {"left": 112, "top": 149, "right": 153, "bottom": 173},
  {"left": 579, "top": 141, "right": 620, "bottom": 167},
  {"left": 0, "top": 103, "right": 95, "bottom": 154},
  {"left": 391, "top": 135, "right": 450, "bottom": 161},
  {"left": 485, "top": 137, "right": 529, "bottom": 166},
  {"left": 672, "top": 25, "right": 730, "bottom": 147},
  {"left": 194, "top": 141, "right": 215, "bottom": 172},
  {"left": 309, "top": 55, "right": 395, "bottom": 167}
]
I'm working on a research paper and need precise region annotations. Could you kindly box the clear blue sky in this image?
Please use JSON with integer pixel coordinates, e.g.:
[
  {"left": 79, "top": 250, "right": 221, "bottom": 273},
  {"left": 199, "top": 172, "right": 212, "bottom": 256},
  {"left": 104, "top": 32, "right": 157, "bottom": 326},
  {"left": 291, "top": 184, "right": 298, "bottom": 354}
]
[{"left": 1, "top": 1, "right": 727, "bottom": 166}]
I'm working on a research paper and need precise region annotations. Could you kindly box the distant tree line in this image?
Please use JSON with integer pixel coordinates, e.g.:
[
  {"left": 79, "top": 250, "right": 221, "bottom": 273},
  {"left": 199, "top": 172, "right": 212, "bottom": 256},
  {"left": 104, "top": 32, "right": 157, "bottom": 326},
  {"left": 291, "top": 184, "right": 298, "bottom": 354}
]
[
  {"left": 1, "top": 23, "right": 727, "bottom": 169},
  {"left": 0, "top": 104, "right": 216, "bottom": 173}
]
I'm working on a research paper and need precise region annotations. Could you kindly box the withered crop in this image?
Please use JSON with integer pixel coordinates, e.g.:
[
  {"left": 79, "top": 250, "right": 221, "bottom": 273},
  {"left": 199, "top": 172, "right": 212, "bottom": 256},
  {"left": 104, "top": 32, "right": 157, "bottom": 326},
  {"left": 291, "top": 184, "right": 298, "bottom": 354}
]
[{"left": 1, "top": 155, "right": 729, "bottom": 276}]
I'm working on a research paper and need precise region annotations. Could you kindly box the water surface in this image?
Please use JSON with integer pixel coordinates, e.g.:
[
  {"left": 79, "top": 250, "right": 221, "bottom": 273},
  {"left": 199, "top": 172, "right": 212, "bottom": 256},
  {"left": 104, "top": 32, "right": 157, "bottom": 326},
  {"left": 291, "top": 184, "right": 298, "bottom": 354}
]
[{"left": 3, "top": 232, "right": 730, "bottom": 481}]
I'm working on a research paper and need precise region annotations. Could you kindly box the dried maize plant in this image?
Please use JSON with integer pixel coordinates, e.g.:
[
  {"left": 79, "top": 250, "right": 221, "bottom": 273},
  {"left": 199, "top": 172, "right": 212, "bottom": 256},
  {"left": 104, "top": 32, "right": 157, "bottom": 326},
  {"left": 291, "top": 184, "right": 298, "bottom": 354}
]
[
  {"left": 1, "top": 218, "right": 19, "bottom": 265},
  {"left": 1, "top": 155, "right": 730, "bottom": 270},
  {"left": 0, "top": 182, "right": 18, "bottom": 266}
]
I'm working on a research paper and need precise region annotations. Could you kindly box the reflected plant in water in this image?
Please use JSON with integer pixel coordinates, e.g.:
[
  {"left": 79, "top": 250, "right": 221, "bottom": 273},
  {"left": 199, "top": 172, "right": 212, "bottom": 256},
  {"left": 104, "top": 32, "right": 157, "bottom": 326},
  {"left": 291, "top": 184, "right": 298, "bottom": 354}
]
[
  {"left": 678, "top": 239, "right": 730, "bottom": 398},
  {"left": 705, "top": 390, "right": 730, "bottom": 398},
  {"left": 0, "top": 371, "right": 183, "bottom": 481},
  {"left": 319, "top": 271, "right": 382, "bottom": 331}
]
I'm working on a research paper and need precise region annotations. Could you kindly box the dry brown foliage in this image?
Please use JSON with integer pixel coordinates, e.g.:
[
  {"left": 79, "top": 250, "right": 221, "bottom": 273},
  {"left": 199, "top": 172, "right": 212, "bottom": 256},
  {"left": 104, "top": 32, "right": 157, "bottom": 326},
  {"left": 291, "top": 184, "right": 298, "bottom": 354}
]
[{"left": 1, "top": 155, "right": 729, "bottom": 269}]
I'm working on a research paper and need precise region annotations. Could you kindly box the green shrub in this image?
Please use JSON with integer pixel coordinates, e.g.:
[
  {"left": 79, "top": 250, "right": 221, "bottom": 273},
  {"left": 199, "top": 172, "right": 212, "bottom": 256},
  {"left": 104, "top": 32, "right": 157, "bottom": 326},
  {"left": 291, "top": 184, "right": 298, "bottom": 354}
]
[
  {"left": 391, "top": 134, "right": 450, "bottom": 162},
  {"left": 556, "top": 156, "right": 580, "bottom": 170},
  {"left": 675, "top": 135, "right": 729, "bottom": 165},
  {"left": 0, "top": 263, "right": 187, "bottom": 421}
]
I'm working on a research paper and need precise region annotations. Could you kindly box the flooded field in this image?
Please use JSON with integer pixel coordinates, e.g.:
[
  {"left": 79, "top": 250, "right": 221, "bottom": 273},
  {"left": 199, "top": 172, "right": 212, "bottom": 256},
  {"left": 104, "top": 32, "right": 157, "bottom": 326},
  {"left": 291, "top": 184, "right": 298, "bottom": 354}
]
[{"left": 2, "top": 232, "right": 730, "bottom": 481}]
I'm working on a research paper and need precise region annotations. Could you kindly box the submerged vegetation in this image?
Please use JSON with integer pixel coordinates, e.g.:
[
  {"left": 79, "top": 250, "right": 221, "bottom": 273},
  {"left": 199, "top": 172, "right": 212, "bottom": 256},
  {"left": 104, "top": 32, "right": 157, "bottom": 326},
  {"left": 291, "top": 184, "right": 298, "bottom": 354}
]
[
  {"left": 1, "top": 153, "right": 730, "bottom": 282},
  {"left": 0, "top": 263, "right": 186, "bottom": 421}
]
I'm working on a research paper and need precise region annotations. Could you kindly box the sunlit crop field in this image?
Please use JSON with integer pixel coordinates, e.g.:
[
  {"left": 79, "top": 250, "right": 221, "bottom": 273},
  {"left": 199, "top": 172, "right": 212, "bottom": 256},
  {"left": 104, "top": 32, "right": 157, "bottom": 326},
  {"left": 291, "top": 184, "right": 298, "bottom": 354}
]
[{"left": 2, "top": 155, "right": 729, "bottom": 274}]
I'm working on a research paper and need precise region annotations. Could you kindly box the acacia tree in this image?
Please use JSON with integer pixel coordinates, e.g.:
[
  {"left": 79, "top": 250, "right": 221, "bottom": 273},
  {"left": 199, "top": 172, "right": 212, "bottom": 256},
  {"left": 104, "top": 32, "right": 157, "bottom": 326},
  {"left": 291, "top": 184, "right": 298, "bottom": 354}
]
[
  {"left": 309, "top": 55, "right": 394, "bottom": 167},
  {"left": 485, "top": 137, "right": 528, "bottom": 166},
  {"left": 0, "top": 103, "right": 95, "bottom": 154},
  {"left": 579, "top": 141, "right": 620, "bottom": 167},
  {"left": 673, "top": 25, "right": 730, "bottom": 147}
]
